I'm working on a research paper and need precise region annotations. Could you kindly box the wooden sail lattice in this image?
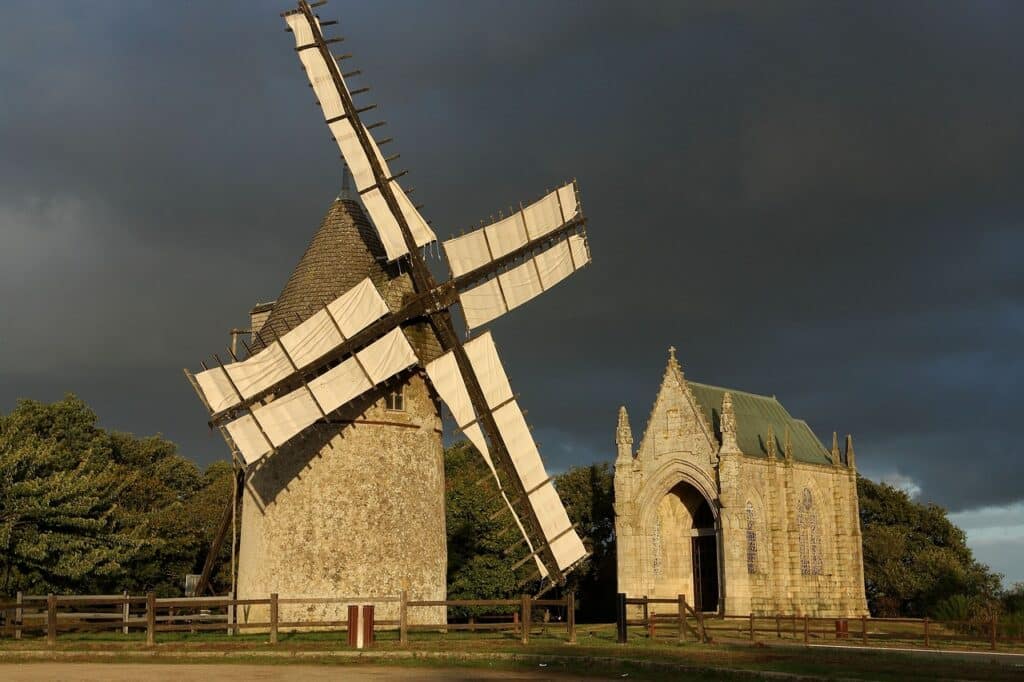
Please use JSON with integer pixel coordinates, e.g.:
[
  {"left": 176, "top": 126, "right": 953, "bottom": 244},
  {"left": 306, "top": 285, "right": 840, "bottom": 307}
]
[{"left": 186, "top": 0, "right": 592, "bottom": 596}]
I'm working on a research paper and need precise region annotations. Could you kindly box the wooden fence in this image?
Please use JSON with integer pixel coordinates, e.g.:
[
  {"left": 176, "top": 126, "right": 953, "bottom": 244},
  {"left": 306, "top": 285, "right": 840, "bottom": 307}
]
[
  {"left": 0, "top": 591, "right": 575, "bottom": 647},
  {"left": 616, "top": 593, "right": 1021, "bottom": 652}
]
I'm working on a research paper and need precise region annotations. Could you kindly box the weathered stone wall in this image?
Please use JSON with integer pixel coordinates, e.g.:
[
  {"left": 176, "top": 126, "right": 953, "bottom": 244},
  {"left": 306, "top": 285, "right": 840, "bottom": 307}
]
[
  {"left": 615, "top": 350, "right": 868, "bottom": 618},
  {"left": 236, "top": 371, "right": 446, "bottom": 626}
]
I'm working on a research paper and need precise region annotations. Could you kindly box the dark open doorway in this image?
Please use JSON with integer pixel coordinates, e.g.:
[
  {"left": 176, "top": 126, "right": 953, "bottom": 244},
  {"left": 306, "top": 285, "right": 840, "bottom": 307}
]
[{"left": 690, "top": 496, "right": 719, "bottom": 612}]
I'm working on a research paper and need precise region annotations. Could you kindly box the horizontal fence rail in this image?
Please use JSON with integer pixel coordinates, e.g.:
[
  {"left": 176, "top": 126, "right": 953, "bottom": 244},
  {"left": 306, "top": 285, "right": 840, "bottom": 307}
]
[
  {"left": 614, "top": 593, "right": 1019, "bottom": 653},
  {"left": 0, "top": 590, "right": 576, "bottom": 647}
]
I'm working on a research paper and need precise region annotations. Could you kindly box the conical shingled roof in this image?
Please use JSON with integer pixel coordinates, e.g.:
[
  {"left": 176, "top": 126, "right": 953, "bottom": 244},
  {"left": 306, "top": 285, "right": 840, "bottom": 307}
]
[{"left": 250, "top": 197, "right": 441, "bottom": 362}]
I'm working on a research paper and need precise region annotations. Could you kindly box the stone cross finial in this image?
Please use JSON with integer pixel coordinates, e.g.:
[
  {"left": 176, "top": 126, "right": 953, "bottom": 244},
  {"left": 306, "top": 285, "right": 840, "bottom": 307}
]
[
  {"left": 845, "top": 434, "right": 856, "bottom": 469},
  {"left": 665, "top": 345, "right": 683, "bottom": 379},
  {"left": 720, "top": 392, "right": 741, "bottom": 454},
  {"left": 616, "top": 405, "right": 633, "bottom": 446}
]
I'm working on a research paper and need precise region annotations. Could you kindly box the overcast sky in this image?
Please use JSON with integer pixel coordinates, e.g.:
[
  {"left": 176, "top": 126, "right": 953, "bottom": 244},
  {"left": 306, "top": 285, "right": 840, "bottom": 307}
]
[{"left": 1, "top": 1, "right": 1022, "bottom": 585}]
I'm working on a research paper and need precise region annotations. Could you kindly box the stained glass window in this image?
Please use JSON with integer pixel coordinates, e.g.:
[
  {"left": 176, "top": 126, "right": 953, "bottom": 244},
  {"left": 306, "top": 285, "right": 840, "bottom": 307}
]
[
  {"left": 798, "top": 488, "right": 823, "bottom": 575},
  {"left": 745, "top": 502, "right": 758, "bottom": 574}
]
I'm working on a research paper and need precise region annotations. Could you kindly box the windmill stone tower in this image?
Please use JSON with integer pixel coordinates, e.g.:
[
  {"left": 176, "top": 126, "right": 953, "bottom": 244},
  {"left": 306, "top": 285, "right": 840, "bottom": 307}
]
[
  {"left": 236, "top": 193, "right": 446, "bottom": 624},
  {"left": 186, "top": 1, "right": 591, "bottom": 625}
]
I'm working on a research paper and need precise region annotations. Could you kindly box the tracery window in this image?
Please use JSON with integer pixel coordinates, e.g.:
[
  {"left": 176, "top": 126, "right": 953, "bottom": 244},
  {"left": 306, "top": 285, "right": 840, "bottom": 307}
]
[
  {"left": 797, "top": 488, "right": 823, "bottom": 575},
  {"left": 745, "top": 502, "right": 758, "bottom": 574}
]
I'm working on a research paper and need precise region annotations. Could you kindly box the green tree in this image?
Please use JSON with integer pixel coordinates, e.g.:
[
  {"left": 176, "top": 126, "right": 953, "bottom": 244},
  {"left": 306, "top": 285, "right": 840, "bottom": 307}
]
[
  {"left": 0, "top": 434, "right": 143, "bottom": 593},
  {"left": 858, "top": 476, "right": 1001, "bottom": 616},
  {"left": 0, "top": 395, "right": 233, "bottom": 596},
  {"left": 444, "top": 441, "right": 520, "bottom": 614},
  {"left": 553, "top": 463, "right": 616, "bottom": 621}
]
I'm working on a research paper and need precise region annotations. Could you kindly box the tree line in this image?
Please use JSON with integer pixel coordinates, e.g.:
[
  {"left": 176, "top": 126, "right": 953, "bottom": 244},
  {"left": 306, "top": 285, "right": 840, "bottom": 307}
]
[{"left": 1, "top": 395, "right": 1017, "bottom": 625}]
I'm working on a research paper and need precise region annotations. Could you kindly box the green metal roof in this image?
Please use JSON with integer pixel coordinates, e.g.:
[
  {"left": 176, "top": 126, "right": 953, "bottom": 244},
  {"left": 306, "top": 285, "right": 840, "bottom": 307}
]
[{"left": 687, "top": 382, "right": 833, "bottom": 466}]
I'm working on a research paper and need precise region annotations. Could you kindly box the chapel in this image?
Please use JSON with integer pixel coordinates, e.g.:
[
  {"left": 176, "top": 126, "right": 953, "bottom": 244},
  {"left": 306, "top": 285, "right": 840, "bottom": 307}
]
[{"left": 614, "top": 348, "right": 869, "bottom": 617}]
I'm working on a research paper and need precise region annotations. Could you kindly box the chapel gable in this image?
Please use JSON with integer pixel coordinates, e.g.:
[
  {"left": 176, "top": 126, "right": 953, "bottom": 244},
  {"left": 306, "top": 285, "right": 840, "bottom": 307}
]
[{"left": 634, "top": 347, "right": 718, "bottom": 466}]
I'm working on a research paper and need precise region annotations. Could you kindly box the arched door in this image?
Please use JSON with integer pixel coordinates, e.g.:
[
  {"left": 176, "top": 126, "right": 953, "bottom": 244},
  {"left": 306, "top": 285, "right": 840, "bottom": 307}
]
[{"left": 651, "top": 481, "right": 719, "bottom": 612}]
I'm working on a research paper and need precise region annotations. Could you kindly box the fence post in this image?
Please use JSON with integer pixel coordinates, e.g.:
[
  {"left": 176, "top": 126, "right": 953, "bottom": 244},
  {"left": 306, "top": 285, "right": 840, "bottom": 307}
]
[
  {"left": 269, "top": 593, "right": 279, "bottom": 645},
  {"left": 15, "top": 591, "right": 23, "bottom": 641},
  {"left": 122, "top": 591, "right": 130, "bottom": 636},
  {"left": 46, "top": 594, "right": 57, "bottom": 646},
  {"left": 641, "top": 595, "right": 649, "bottom": 638},
  {"left": 616, "top": 593, "right": 627, "bottom": 644},
  {"left": 399, "top": 590, "right": 408, "bottom": 646},
  {"left": 861, "top": 615, "right": 867, "bottom": 645},
  {"left": 566, "top": 592, "right": 576, "bottom": 644},
  {"left": 520, "top": 594, "right": 530, "bottom": 645},
  {"left": 923, "top": 617, "right": 929, "bottom": 647},
  {"left": 991, "top": 614, "right": 997, "bottom": 651},
  {"left": 776, "top": 615, "right": 781, "bottom": 638},
  {"left": 146, "top": 592, "right": 156, "bottom": 646},
  {"left": 677, "top": 594, "right": 685, "bottom": 643},
  {"left": 749, "top": 613, "right": 755, "bottom": 642},
  {"left": 803, "top": 615, "right": 809, "bottom": 644}
]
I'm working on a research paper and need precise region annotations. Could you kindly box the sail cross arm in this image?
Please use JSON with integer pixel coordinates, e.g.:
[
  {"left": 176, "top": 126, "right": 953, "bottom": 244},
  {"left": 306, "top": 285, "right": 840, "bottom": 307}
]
[
  {"left": 190, "top": 278, "right": 388, "bottom": 416},
  {"left": 284, "top": 10, "right": 436, "bottom": 261},
  {"left": 224, "top": 327, "right": 419, "bottom": 464},
  {"left": 444, "top": 181, "right": 581, "bottom": 278},
  {"left": 423, "top": 331, "right": 587, "bottom": 576},
  {"left": 459, "top": 232, "right": 591, "bottom": 330}
]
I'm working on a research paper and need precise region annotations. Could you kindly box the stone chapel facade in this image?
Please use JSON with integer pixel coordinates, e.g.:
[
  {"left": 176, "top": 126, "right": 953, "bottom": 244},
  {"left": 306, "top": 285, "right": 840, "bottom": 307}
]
[{"left": 614, "top": 348, "right": 868, "bottom": 617}]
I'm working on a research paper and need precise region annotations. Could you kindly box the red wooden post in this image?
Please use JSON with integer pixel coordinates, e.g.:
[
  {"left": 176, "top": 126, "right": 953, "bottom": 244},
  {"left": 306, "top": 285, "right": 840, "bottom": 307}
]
[
  {"left": 923, "top": 617, "right": 929, "bottom": 647},
  {"left": 362, "top": 604, "right": 374, "bottom": 647},
  {"left": 641, "top": 595, "right": 649, "bottom": 638},
  {"left": 46, "top": 594, "right": 57, "bottom": 647},
  {"left": 347, "top": 605, "right": 359, "bottom": 647},
  {"left": 749, "top": 613, "right": 755, "bottom": 641},
  {"left": 803, "top": 615, "right": 809, "bottom": 644}
]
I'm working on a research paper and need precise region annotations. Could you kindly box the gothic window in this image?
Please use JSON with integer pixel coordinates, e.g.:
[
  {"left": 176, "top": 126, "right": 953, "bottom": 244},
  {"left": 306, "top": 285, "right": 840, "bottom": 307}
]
[
  {"left": 745, "top": 502, "right": 758, "bottom": 574},
  {"left": 651, "top": 517, "right": 663, "bottom": 577},
  {"left": 385, "top": 387, "right": 405, "bottom": 411},
  {"left": 798, "top": 488, "right": 823, "bottom": 575}
]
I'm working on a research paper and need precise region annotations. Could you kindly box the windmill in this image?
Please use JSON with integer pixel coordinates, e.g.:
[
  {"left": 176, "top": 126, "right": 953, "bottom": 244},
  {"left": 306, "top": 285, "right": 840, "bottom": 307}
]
[{"left": 186, "top": 0, "right": 592, "bottom": 603}]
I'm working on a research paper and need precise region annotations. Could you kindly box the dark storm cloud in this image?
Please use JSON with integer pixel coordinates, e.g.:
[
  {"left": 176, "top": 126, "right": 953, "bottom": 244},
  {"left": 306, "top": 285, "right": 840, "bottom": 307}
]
[{"left": 2, "top": 0, "right": 1022, "bottom": 531}]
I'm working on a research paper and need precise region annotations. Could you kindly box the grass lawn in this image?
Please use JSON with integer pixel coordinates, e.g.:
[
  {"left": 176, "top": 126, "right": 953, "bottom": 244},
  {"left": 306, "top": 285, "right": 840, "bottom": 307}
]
[{"left": 2, "top": 623, "right": 1022, "bottom": 680}]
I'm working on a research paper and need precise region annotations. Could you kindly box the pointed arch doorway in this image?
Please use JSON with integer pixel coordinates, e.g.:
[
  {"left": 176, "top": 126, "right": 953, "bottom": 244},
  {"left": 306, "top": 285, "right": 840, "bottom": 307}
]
[{"left": 651, "top": 481, "right": 720, "bottom": 612}]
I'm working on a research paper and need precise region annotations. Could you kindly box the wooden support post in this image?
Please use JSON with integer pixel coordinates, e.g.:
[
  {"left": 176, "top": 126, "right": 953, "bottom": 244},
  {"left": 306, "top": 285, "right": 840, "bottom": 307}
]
[
  {"left": 146, "top": 592, "right": 156, "bottom": 647},
  {"left": 269, "top": 593, "right": 279, "bottom": 645},
  {"left": 616, "top": 593, "right": 627, "bottom": 644},
  {"left": 749, "top": 613, "right": 755, "bottom": 642},
  {"left": 566, "top": 592, "right": 576, "bottom": 644},
  {"left": 923, "top": 617, "right": 930, "bottom": 647},
  {"left": 122, "top": 591, "right": 130, "bottom": 635},
  {"left": 642, "top": 595, "right": 649, "bottom": 638},
  {"left": 677, "top": 594, "right": 685, "bottom": 643},
  {"left": 399, "top": 590, "right": 408, "bottom": 646},
  {"left": 861, "top": 615, "right": 867, "bottom": 645},
  {"left": 46, "top": 594, "right": 57, "bottom": 647},
  {"left": 991, "top": 614, "right": 997, "bottom": 651},
  {"left": 776, "top": 615, "right": 781, "bottom": 638},
  {"left": 803, "top": 615, "right": 809, "bottom": 644},
  {"left": 14, "top": 591, "right": 23, "bottom": 641},
  {"left": 520, "top": 594, "right": 530, "bottom": 645}
]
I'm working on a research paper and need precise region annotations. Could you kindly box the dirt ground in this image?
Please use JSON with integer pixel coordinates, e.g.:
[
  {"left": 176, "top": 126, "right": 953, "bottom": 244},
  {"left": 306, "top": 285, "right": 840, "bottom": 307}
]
[{"left": 0, "top": 663, "right": 600, "bottom": 681}]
